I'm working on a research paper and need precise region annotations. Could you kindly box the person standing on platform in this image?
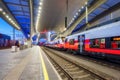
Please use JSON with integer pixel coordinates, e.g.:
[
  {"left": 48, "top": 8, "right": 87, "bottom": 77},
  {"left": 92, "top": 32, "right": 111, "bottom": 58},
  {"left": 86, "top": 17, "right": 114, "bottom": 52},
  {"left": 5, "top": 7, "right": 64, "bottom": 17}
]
[{"left": 15, "top": 40, "right": 20, "bottom": 51}]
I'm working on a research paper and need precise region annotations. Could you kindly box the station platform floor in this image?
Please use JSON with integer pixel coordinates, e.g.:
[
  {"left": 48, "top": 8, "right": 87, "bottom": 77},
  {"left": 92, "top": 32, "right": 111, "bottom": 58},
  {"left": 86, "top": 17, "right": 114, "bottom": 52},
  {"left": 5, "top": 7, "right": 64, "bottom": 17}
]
[{"left": 0, "top": 46, "right": 62, "bottom": 80}]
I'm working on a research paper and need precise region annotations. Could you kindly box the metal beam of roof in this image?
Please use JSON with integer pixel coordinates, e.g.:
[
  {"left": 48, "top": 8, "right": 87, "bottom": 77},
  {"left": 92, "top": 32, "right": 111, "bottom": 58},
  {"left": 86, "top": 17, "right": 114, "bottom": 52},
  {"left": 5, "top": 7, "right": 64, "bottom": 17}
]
[
  {"left": 13, "top": 14, "right": 30, "bottom": 17},
  {"left": 20, "top": 22, "right": 30, "bottom": 24},
  {"left": 6, "top": 2, "right": 28, "bottom": 7},
  {"left": 11, "top": 10, "right": 29, "bottom": 13},
  {"left": 98, "top": 6, "right": 107, "bottom": 10},
  {"left": 61, "top": 0, "right": 107, "bottom": 37},
  {"left": 72, "top": 2, "right": 120, "bottom": 34},
  {"left": 0, "top": 1, "right": 21, "bottom": 30},
  {"left": 3, "top": 0, "right": 31, "bottom": 39}
]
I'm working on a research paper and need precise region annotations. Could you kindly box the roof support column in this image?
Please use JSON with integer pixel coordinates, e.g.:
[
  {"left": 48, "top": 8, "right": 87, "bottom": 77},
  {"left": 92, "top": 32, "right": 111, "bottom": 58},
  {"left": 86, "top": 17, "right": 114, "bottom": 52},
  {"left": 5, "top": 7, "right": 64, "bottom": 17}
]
[
  {"left": 85, "top": 2, "right": 88, "bottom": 24},
  {"left": 29, "top": 0, "right": 33, "bottom": 38},
  {"left": 29, "top": 0, "right": 34, "bottom": 46}
]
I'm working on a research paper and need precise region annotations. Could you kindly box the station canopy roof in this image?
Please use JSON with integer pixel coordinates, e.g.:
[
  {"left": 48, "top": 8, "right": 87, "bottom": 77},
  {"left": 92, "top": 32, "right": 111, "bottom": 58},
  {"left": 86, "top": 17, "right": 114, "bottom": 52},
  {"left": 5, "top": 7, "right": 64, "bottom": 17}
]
[
  {"left": 3, "top": 0, "right": 30, "bottom": 38},
  {"left": 2, "top": 0, "right": 87, "bottom": 38},
  {"left": 1, "top": 0, "right": 120, "bottom": 39},
  {"left": 72, "top": 0, "right": 120, "bottom": 33}
]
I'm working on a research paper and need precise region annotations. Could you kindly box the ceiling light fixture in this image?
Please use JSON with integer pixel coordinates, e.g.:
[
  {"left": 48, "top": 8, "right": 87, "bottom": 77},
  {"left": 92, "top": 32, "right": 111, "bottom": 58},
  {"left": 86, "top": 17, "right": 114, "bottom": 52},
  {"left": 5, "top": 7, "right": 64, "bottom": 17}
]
[
  {"left": 8, "top": 18, "right": 11, "bottom": 21},
  {"left": 35, "top": 0, "right": 43, "bottom": 31},
  {"left": 74, "top": 15, "right": 76, "bottom": 18},
  {"left": 38, "top": 15, "right": 40, "bottom": 17},
  {"left": 76, "top": 12, "right": 78, "bottom": 16},
  {"left": 3, "top": 12, "right": 6, "bottom": 15},
  {"left": 85, "top": 1, "right": 88, "bottom": 5},
  {"left": 82, "top": 6, "right": 84, "bottom": 9},
  {"left": 78, "top": 9, "right": 81, "bottom": 12},
  {"left": 0, "top": 8, "right": 3, "bottom": 11},
  {"left": 72, "top": 18, "right": 74, "bottom": 21},
  {"left": 39, "top": 7, "right": 42, "bottom": 10},
  {"left": 39, "top": 2, "right": 43, "bottom": 5},
  {"left": 38, "top": 10, "right": 41, "bottom": 13},
  {"left": 11, "top": 21, "right": 14, "bottom": 23},
  {"left": 0, "top": 7, "right": 20, "bottom": 29},
  {"left": 68, "top": 2, "right": 88, "bottom": 28},
  {"left": 6, "top": 15, "right": 9, "bottom": 18}
]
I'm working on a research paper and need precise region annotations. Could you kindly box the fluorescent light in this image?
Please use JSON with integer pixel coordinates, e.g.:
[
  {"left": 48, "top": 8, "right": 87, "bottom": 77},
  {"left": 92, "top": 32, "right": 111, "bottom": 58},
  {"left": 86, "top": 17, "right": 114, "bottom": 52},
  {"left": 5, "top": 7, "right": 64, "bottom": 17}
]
[
  {"left": 72, "top": 18, "right": 74, "bottom": 21},
  {"left": 78, "top": 9, "right": 81, "bottom": 12},
  {"left": 38, "top": 10, "right": 41, "bottom": 13},
  {"left": 82, "top": 6, "right": 84, "bottom": 9},
  {"left": 39, "top": 2, "right": 43, "bottom": 5},
  {"left": 35, "top": 0, "right": 43, "bottom": 29},
  {"left": 6, "top": 15, "right": 9, "bottom": 18},
  {"left": 0, "top": 8, "right": 3, "bottom": 11},
  {"left": 11, "top": 20, "right": 14, "bottom": 23},
  {"left": 64, "top": 28, "right": 67, "bottom": 31},
  {"left": 8, "top": 18, "right": 11, "bottom": 21},
  {"left": 85, "top": 2, "right": 88, "bottom": 5},
  {"left": 74, "top": 15, "right": 76, "bottom": 18},
  {"left": 3, "top": 12, "right": 6, "bottom": 15},
  {"left": 76, "top": 12, "right": 78, "bottom": 16},
  {"left": 17, "top": 27, "right": 20, "bottom": 30},
  {"left": 38, "top": 15, "right": 40, "bottom": 17},
  {"left": 39, "top": 6, "right": 42, "bottom": 10}
]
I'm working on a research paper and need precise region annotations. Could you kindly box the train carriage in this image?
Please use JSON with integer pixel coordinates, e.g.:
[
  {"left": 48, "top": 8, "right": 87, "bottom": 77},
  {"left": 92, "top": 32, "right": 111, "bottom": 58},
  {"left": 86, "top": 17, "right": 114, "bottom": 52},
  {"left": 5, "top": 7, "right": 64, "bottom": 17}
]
[
  {"left": 46, "top": 18, "right": 120, "bottom": 61},
  {"left": 64, "top": 20, "right": 120, "bottom": 60}
]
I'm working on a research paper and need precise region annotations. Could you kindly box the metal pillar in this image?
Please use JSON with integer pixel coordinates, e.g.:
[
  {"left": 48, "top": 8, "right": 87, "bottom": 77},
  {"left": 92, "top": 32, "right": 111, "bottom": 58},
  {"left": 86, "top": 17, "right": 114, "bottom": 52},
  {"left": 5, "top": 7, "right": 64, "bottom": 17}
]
[
  {"left": 13, "top": 28, "right": 15, "bottom": 40},
  {"left": 110, "top": 13, "right": 113, "bottom": 19},
  {"left": 65, "top": 0, "right": 68, "bottom": 28},
  {"left": 85, "top": 2, "right": 88, "bottom": 24},
  {"left": 29, "top": 0, "right": 34, "bottom": 47},
  {"left": 29, "top": 0, "right": 33, "bottom": 39}
]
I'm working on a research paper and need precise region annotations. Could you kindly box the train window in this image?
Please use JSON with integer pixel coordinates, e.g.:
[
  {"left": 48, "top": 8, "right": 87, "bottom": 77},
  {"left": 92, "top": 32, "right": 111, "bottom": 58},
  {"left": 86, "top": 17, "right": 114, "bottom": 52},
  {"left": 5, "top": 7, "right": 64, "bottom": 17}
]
[
  {"left": 90, "top": 39, "right": 100, "bottom": 48},
  {"left": 61, "top": 37, "right": 65, "bottom": 42},
  {"left": 65, "top": 39, "right": 68, "bottom": 43},
  {"left": 101, "top": 39, "right": 105, "bottom": 43},
  {"left": 111, "top": 42, "right": 118, "bottom": 49},
  {"left": 111, "top": 41, "right": 120, "bottom": 49},
  {"left": 118, "top": 42, "right": 120, "bottom": 48},
  {"left": 58, "top": 41, "right": 60, "bottom": 44},
  {"left": 90, "top": 38, "right": 106, "bottom": 48},
  {"left": 69, "top": 39, "right": 74, "bottom": 45},
  {"left": 100, "top": 39, "right": 105, "bottom": 48},
  {"left": 111, "top": 36, "right": 120, "bottom": 49}
]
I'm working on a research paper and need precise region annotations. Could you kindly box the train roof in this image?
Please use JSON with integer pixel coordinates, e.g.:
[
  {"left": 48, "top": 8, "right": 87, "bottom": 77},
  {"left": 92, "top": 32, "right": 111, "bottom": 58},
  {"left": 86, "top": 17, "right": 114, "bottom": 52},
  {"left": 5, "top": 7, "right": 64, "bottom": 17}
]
[{"left": 66, "top": 20, "right": 120, "bottom": 39}]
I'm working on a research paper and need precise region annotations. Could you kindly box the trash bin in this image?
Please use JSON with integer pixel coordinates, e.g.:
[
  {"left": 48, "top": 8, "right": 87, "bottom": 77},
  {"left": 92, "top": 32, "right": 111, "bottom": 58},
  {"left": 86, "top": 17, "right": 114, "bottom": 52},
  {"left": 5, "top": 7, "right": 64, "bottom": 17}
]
[
  {"left": 11, "top": 46, "right": 17, "bottom": 52},
  {"left": 17, "top": 47, "right": 20, "bottom": 51}
]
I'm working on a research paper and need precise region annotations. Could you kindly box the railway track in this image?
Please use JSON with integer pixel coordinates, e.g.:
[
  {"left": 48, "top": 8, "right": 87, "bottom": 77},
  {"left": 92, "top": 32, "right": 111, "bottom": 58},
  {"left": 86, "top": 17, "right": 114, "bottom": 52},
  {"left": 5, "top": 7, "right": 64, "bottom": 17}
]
[
  {"left": 43, "top": 48, "right": 106, "bottom": 80},
  {"left": 75, "top": 54, "right": 120, "bottom": 71},
  {"left": 47, "top": 47, "right": 120, "bottom": 71},
  {"left": 62, "top": 50, "right": 120, "bottom": 71}
]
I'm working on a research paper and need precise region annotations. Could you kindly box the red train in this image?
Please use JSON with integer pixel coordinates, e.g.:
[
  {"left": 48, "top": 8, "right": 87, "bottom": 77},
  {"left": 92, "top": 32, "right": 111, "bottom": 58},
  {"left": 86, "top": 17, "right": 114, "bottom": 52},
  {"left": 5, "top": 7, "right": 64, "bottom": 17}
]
[{"left": 46, "top": 19, "right": 120, "bottom": 61}]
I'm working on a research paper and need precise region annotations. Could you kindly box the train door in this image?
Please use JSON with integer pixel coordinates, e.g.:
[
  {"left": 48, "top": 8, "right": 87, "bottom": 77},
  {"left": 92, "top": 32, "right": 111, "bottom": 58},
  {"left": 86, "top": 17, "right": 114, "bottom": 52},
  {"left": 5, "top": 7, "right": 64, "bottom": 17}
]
[{"left": 78, "top": 35, "right": 85, "bottom": 53}]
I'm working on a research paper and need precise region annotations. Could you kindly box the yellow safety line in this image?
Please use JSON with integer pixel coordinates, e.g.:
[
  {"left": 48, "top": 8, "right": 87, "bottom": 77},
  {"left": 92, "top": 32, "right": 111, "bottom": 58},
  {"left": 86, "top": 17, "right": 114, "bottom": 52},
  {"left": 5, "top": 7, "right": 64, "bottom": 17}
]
[{"left": 39, "top": 48, "right": 49, "bottom": 80}]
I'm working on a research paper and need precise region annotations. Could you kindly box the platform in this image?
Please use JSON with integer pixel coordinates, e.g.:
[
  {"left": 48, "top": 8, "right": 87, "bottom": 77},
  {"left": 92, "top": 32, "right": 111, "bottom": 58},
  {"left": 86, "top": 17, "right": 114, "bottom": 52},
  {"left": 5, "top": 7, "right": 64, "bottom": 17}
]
[{"left": 0, "top": 46, "right": 61, "bottom": 80}]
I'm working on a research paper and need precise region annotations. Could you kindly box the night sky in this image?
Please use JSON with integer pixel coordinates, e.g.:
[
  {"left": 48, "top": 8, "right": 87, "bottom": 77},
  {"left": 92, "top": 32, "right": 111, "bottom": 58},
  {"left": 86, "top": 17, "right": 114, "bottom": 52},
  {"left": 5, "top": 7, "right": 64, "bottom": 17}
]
[{"left": 0, "top": 18, "right": 24, "bottom": 40}]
